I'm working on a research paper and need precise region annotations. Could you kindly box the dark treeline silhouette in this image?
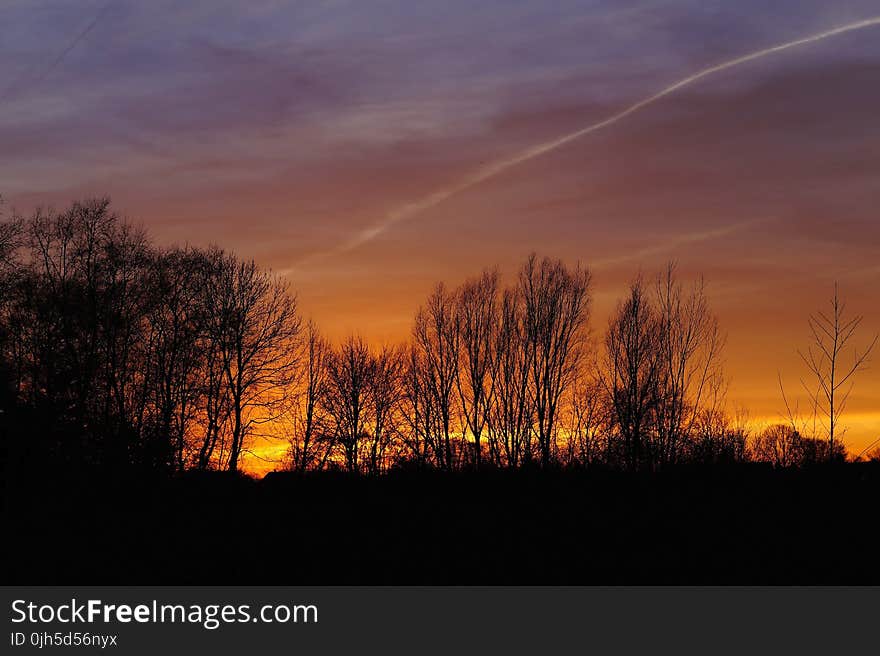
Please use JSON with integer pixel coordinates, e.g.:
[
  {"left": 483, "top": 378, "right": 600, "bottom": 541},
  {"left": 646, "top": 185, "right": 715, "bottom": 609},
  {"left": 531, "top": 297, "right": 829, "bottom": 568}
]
[
  {"left": 3, "top": 198, "right": 879, "bottom": 584},
  {"left": 0, "top": 198, "right": 875, "bottom": 477}
]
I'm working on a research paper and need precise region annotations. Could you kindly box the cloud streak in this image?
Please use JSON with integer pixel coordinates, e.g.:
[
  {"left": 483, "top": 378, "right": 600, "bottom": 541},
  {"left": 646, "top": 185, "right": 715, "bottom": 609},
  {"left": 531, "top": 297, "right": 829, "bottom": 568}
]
[
  {"left": 294, "top": 15, "right": 880, "bottom": 268},
  {"left": 591, "top": 218, "right": 769, "bottom": 269},
  {"left": 0, "top": 1, "right": 115, "bottom": 105}
]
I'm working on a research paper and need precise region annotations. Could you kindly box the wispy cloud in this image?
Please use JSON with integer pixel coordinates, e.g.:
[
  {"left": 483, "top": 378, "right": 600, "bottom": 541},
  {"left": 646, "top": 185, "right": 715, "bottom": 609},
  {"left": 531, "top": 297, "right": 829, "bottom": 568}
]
[
  {"left": 592, "top": 218, "right": 768, "bottom": 269},
  {"left": 291, "top": 15, "right": 880, "bottom": 268}
]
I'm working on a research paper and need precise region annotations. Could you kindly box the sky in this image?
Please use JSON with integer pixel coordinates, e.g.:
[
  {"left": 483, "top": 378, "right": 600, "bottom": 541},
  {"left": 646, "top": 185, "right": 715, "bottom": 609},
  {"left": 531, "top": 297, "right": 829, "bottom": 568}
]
[{"left": 2, "top": 0, "right": 879, "bottom": 467}]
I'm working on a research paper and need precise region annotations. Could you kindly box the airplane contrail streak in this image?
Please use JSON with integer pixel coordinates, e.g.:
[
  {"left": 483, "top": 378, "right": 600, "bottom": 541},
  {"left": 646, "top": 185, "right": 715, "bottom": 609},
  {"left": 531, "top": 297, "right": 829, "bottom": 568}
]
[
  {"left": 0, "top": 2, "right": 115, "bottom": 105},
  {"left": 590, "top": 218, "right": 769, "bottom": 269},
  {"left": 294, "top": 16, "right": 880, "bottom": 269}
]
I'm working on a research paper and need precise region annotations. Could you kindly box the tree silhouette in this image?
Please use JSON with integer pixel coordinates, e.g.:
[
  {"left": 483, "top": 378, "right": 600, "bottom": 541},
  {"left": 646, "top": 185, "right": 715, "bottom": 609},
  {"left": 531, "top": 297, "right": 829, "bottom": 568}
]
[
  {"left": 454, "top": 269, "right": 498, "bottom": 468},
  {"left": 324, "top": 336, "right": 373, "bottom": 473},
  {"left": 204, "top": 249, "right": 301, "bottom": 472},
  {"left": 519, "top": 254, "right": 592, "bottom": 467},
  {"left": 797, "top": 283, "right": 877, "bottom": 460},
  {"left": 398, "top": 343, "right": 435, "bottom": 468},
  {"left": 285, "top": 320, "right": 332, "bottom": 473},
  {"left": 564, "top": 367, "right": 606, "bottom": 466},
  {"left": 487, "top": 286, "right": 533, "bottom": 468},
  {"left": 147, "top": 247, "right": 208, "bottom": 471},
  {"left": 653, "top": 263, "right": 725, "bottom": 466},
  {"left": 753, "top": 423, "right": 802, "bottom": 468},
  {"left": 412, "top": 283, "right": 460, "bottom": 471},
  {"left": 366, "top": 344, "right": 404, "bottom": 474},
  {"left": 603, "top": 275, "right": 661, "bottom": 470}
]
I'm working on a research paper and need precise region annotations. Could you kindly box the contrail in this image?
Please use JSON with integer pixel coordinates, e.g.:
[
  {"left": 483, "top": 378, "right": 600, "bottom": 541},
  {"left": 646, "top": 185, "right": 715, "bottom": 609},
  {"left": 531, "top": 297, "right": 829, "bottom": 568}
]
[
  {"left": 294, "top": 16, "right": 880, "bottom": 268},
  {"left": 0, "top": 2, "right": 115, "bottom": 105},
  {"left": 591, "top": 218, "right": 768, "bottom": 269}
]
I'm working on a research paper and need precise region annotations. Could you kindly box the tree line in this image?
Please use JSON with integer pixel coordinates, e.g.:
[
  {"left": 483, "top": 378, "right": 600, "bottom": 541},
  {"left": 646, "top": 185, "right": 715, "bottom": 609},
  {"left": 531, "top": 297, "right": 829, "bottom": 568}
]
[{"left": 0, "top": 198, "right": 875, "bottom": 475}]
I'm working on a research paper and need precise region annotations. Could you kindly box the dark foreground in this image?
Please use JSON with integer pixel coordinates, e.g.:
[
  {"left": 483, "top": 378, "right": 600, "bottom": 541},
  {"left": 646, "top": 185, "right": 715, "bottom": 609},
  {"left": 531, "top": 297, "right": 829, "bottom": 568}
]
[{"left": 4, "top": 464, "right": 879, "bottom": 584}]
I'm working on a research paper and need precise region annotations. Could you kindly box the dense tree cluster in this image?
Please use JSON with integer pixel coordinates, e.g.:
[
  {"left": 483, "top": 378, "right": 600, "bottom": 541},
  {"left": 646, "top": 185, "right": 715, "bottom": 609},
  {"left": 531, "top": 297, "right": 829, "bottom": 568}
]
[
  {"left": 0, "top": 199, "right": 871, "bottom": 475},
  {"left": 0, "top": 199, "right": 299, "bottom": 472}
]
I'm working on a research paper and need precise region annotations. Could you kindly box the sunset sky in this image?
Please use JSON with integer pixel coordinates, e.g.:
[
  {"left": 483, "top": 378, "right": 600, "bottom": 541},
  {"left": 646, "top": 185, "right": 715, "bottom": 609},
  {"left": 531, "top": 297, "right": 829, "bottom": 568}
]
[{"left": 2, "top": 1, "right": 879, "bottom": 469}]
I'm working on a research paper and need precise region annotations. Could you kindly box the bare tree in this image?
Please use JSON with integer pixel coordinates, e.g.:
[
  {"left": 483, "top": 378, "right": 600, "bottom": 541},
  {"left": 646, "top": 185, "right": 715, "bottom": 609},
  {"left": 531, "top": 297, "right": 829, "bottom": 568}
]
[
  {"left": 690, "top": 396, "right": 749, "bottom": 465},
  {"left": 752, "top": 424, "right": 802, "bottom": 468},
  {"left": 653, "top": 263, "right": 726, "bottom": 465},
  {"left": 487, "top": 288, "right": 533, "bottom": 468},
  {"left": 398, "top": 344, "right": 434, "bottom": 468},
  {"left": 564, "top": 365, "right": 606, "bottom": 466},
  {"left": 285, "top": 320, "right": 332, "bottom": 473},
  {"left": 519, "top": 254, "right": 592, "bottom": 467},
  {"left": 454, "top": 269, "right": 499, "bottom": 468},
  {"left": 0, "top": 199, "right": 23, "bottom": 410},
  {"left": 205, "top": 250, "right": 301, "bottom": 472},
  {"left": 0, "top": 198, "right": 22, "bottom": 274},
  {"left": 797, "top": 283, "right": 877, "bottom": 460},
  {"left": 324, "top": 336, "right": 372, "bottom": 473},
  {"left": 174, "top": 247, "right": 235, "bottom": 471},
  {"left": 413, "top": 283, "right": 460, "bottom": 470},
  {"left": 603, "top": 275, "right": 661, "bottom": 470},
  {"left": 0, "top": 198, "right": 22, "bottom": 314},
  {"left": 23, "top": 203, "right": 110, "bottom": 445},
  {"left": 366, "top": 344, "right": 403, "bottom": 474},
  {"left": 100, "top": 218, "right": 155, "bottom": 453},
  {"left": 195, "top": 318, "right": 231, "bottom": 470},
  {"left": 17, "top": 199, "right": 157, "bottom": 465},
  {"left": 146, "top": 247, "right": 207, "bottom": 470}
]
